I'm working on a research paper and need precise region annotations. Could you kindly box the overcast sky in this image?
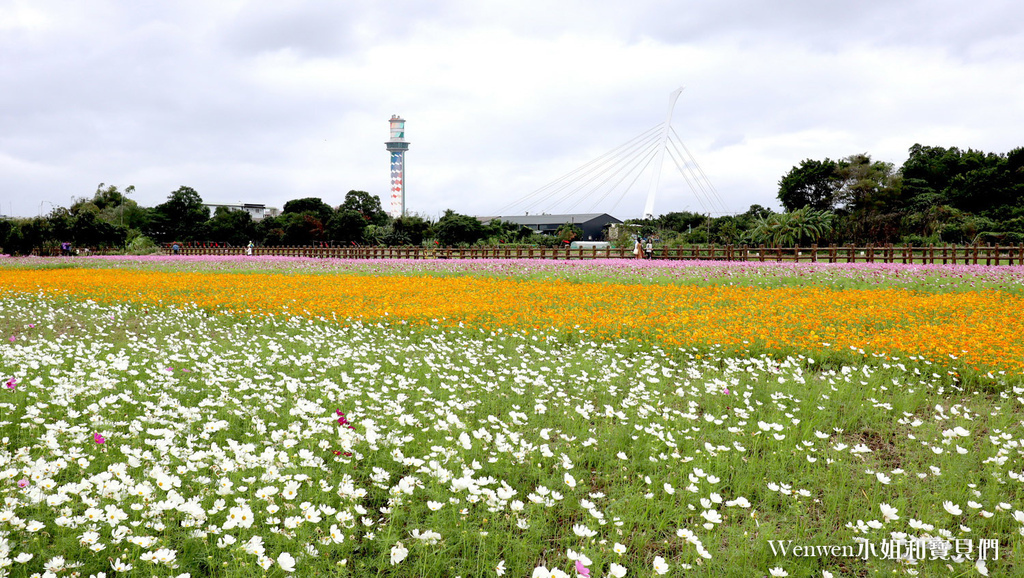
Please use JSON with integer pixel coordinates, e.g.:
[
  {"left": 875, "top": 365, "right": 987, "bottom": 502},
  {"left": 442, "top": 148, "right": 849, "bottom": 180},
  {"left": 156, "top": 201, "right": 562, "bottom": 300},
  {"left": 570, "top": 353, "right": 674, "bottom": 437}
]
[{"left": 2, "top": 0, "right": 1022, "bottom": 220}]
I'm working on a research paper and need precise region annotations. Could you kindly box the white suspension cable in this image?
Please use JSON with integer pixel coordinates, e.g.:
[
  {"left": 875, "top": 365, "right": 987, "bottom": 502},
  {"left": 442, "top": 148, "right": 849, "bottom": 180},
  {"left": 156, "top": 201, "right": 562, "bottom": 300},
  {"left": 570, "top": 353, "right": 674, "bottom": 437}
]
[
  {"left": 495, "top": 124, "right": 662, "bottom": 215},
  {"left": 535, "top": 130, "right": 663, "bottom": 214},
  {"left": 671, "top": 128, "right": 729, "bottom": 214}
]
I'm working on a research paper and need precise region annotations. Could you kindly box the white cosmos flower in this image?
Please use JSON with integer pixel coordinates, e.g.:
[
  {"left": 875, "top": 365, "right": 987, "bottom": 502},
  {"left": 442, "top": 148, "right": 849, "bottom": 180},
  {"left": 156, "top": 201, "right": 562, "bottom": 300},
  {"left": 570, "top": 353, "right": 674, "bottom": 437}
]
[
  {"left": 329, "top": 524, "right": 345, "bottom": 544},
  {"left": 726, "top": 497, "right": 751, "bottom": 508},
  {"left": 879, "top": 503, "right": 899, "bottom": 522},
  {"left": 390, "top": 542, "right": 409, "bottom": 565},
  {"left": 277, "top": 552, "right": 296, "bottom": 573},
  {"left": 608, "top": 562, "right": 627, "bottom": 577},
  {"left": 943, "top": 501, "right": 963, "bottom": 516},
  {"left": 653, "top": 556, "right": 669, "bottom": 575},
  {"left": 613, "top": 542, "right": 627, "bottom": 554},
  {"left": 244, "top": 536, "right": 265, "bottom": 557},
  {"left": 563, "top": 473, "right": 576, "bottom": 488},
  {"left": 769, "top": 567, "right": 789, "bottom": 577},
  {"left": 44, "top": 556, "right": 65, "bottom": 572},
  {"left": 700, "top": 510, "right": 722, "bottom": 524},
  {"left": 572, "top": 524, "right": 597, "bottom": 537},
  {"left": 153, "top": 548, "right": 177, "bottom": 565}
]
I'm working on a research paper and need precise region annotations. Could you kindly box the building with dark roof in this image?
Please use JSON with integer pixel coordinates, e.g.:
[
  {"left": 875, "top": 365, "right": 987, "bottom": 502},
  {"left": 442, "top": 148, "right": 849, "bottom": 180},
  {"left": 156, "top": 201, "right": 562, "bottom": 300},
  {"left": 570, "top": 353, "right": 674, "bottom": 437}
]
[{"left": 480, "top": 213, "right": 622, "bottom": 241}]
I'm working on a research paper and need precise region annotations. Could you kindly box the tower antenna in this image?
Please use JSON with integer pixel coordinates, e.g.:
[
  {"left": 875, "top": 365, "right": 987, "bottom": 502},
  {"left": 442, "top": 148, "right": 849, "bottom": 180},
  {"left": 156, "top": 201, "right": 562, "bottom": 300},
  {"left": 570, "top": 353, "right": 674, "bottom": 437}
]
[{"left": 642, "top": 87, "right": 684, "bottom": 219}]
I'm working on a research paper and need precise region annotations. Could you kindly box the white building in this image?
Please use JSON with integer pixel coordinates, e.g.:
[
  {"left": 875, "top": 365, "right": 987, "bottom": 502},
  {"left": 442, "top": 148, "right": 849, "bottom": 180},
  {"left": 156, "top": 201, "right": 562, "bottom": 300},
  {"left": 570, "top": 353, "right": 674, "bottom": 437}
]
[{"left": 203, "top": 203, "right": 277, "bottom": 221}]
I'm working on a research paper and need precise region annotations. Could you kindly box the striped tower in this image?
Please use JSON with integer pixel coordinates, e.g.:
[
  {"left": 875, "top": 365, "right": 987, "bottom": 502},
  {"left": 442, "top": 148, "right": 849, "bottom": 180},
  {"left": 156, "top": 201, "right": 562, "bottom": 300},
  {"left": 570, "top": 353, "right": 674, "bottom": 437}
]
[{"left": 385, "top": 115, "right": 410, "bottom": 218}]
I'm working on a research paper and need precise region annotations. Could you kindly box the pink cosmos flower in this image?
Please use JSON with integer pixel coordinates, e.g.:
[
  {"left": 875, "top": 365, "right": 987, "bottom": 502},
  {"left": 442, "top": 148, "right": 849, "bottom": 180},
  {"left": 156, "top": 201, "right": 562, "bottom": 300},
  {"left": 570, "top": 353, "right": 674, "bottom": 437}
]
[
  {"left": 93, "top": 433, "right": 106, "bottom": 444},
  {"left": 17, "top": 478, "right": 29, "bottom": 488},
  {"left": 575, "top": 560, "right": 590, "bottom": 577},
  {"left": 4, "top": 377, "right": 16, "bottom": 390}
]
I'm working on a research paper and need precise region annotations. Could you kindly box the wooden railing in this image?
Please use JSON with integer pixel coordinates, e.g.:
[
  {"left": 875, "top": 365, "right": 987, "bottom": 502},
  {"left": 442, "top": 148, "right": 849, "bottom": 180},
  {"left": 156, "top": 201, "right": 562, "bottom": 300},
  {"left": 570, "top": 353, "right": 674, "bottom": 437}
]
[{"left": 155, "top": 244, "right": 1024, "bottom": 265}]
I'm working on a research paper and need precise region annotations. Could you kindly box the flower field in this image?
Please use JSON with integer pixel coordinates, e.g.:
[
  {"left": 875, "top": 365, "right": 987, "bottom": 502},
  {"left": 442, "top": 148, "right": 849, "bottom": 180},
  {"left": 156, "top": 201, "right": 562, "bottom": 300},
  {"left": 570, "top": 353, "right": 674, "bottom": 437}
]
[{"left": 1, "top": 257, "right": 1022, "bottom": 577}]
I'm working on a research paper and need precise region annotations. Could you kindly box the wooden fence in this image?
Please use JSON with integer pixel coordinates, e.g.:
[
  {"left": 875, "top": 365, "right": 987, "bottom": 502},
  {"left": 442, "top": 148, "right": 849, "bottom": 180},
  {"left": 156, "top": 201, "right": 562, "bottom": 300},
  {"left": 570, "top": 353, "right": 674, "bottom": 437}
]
[{"left": 158, "top": 244, "right": 1024, "bottom": 265}]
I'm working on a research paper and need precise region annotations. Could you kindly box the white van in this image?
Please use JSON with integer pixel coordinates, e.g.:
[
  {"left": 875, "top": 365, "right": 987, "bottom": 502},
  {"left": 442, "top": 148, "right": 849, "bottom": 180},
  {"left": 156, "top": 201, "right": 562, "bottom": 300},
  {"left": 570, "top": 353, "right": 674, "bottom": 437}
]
[{"left": 570, "top": 241, "right": 611, "bottom": 249}]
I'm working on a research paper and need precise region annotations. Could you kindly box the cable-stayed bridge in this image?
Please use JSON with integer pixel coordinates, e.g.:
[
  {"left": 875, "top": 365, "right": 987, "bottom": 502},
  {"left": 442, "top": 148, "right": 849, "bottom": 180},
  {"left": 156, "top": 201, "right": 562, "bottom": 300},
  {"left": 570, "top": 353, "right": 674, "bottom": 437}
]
[{"left": 495, "top": 88, "right": 730, "bottom": 219}]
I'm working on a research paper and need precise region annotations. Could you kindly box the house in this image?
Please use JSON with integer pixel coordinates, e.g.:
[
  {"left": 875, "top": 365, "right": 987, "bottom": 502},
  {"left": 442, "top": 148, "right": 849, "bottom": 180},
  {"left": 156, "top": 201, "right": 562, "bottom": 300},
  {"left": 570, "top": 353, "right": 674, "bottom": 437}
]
[
  {"left": 203, "top": 203, "right": 277, "bottom": 221},
  {"left": 480, "top": 213, "right": 622, "bottom": 241}
]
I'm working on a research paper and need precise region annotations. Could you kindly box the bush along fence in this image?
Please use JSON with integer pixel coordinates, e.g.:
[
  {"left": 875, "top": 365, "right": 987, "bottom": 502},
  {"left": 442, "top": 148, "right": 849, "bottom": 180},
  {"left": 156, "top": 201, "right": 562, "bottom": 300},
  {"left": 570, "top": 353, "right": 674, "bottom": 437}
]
[{"left": 148, "top": 243, "right": 1024, "bottom": 265}]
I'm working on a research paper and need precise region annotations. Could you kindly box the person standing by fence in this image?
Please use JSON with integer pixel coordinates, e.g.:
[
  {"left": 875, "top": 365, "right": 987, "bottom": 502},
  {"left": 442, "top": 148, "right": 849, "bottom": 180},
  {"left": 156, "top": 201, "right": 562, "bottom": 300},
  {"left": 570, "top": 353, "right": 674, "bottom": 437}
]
[{"left": 633, "top": 237, "right": 644, "bottom": 260}]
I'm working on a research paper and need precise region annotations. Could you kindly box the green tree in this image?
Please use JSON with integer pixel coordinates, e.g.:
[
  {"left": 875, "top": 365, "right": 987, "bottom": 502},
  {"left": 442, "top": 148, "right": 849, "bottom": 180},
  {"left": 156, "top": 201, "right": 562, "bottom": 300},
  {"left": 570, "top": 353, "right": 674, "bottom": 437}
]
[
  {"left": 834, "top": 154, "right": 902, "bottom": 214},
  {"left": 280, "top": 212, "right": 327, "bottom": 245},
  {"left": 658, "top": 211, "right": 707, "bottom": 234},
  {"left": 392, "top": 214, "right": 432, "bottom": 246},
  {"left": 484, "top": 219, "right": 532, "bottom": 244},
  {"left": 555, "top": 222, "right": 583, "bottom": 245},
  {"left": 208, "top": 207, "right": 257, "bottom": 246},
  {"left": 147, "top": 186, "right": 209, "bottom": 242},
  {"left": 339, "top": 191, "right": 389, "bottom": 226},
  {"left": 432, "top": 210, "right": 485, "bottom": 246},
  {"left": 282, "top": 197, "right": 335, "bottom": 224},
  {"left": 748, "top": 206, "right": 832, "bottom": 247},
  {"left": 326, "top": 210, "right": 368, "bottom": 245},
  {"left": 777, "top": 159, "right": 843, "bottom": 211},
  {"left": 256, "top": 216, "right": 286, "bottom": 246}
]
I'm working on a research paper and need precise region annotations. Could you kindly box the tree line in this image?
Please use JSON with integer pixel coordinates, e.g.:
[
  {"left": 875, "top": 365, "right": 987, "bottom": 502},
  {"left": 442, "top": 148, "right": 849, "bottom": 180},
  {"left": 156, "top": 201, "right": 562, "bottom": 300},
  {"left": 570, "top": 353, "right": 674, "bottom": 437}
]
[
  {"left": 0, "top": 186, "right": 582, "bottom": 255},
  {"left": 2, "top": 142, "right": 1020, "bottom": 255},
  {"left": 622, "top": 143, "right": 1023, "bottom": 248}
]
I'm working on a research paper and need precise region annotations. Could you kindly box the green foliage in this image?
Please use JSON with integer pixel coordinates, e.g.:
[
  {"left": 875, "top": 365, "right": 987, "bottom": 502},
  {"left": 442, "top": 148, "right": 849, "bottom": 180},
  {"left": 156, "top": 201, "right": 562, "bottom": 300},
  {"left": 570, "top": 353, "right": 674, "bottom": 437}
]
[
  {"left": 340, "top": 190, "right": 389, "bottom": 227},
  {"left": 392, "top": 214, "right": 432, "bottom": 246},
  {"left": 146, "top": 186, "right": 210, "bottom": 242},
  {"left": 208, "top": 207, "right": 257, "bottom": 246},
  {"left": 258, "top": 213, "right": 327, "bottom": 246},
  {"left": 554, "top": 222, "right": 583, "bottom": 244},
  {"left": 282, "top": 197, "right": 335, "bottom": 224},
  {"left": 778, "top": 158, "right": 843, "bottom": 211},
  {"left": 124, "top": 235, "right": 160, "bottom": 255},
  {"left": 432, "top": 210, "right": 485, "bottom": 246},
  {"left": 748, "top": 206, "right": 833, "bottom": 247},
  {"left": 327, "top": 210, "right": 369, "bottom": 245}
]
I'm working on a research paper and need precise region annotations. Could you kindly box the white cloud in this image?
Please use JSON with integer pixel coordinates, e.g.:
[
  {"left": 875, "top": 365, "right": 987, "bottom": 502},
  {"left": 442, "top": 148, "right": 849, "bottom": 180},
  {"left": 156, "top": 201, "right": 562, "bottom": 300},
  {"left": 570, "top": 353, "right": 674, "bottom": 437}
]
[{"left": 1, "top": 0, "right": 1022, "bottom": 219}]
